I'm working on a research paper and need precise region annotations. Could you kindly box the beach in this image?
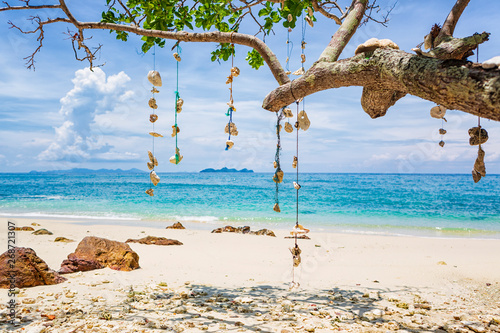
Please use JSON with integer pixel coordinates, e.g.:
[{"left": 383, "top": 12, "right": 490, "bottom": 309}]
[{"left": 1, "top": 217, "right": 500, "bottom": 332}]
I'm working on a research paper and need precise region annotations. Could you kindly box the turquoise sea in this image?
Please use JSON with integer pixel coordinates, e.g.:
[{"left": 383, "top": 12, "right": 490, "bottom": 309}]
[{"left": 1, "top": 173, "right": 499, "bottom": 238}]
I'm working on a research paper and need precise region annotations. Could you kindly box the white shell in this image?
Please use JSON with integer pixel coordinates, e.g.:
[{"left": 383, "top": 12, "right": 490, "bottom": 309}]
[
  {"left": 292, "top": 67, "right": 305, "bottom": 76},
  {"left": 150, "top": 171, "right": 160, "bottom": 186},
  {"left": 482, "top": 56, "right": 500, "bottom": 69},
  {"left": 293, "top": 181, "right": 301, "bottom": 190},
  {"left": 147, "top": 70, "right": 162, "bottom": 87}
]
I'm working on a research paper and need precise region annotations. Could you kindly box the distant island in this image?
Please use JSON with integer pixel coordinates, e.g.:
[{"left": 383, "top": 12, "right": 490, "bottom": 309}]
[
  {"left": 200, "top": 167, "right": 253, "bottom": 173},
  {"left": 29, "top": 168, "right": 145, "bottom": 174}
]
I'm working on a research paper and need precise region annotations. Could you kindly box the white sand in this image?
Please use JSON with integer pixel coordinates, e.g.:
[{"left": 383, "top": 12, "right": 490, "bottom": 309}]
[{"left": 1, "top": 217, "right": 500, "bottom": 332}]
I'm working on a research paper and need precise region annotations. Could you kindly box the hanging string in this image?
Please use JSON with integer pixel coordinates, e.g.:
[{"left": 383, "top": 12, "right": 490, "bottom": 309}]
[
  {"left": 174, "top": 44, "right": 182, "bottom": 163},
  {"left": 226, "top": 44, "right": 235, "bottom": 150},
  {"left": 274, "top": 109, "right": 284, "bottom": 209}
]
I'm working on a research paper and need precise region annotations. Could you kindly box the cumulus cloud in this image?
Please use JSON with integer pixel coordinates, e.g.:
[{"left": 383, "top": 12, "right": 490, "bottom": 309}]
[{"left": 38, "top": 68, "right": 133, "bottom": 162}]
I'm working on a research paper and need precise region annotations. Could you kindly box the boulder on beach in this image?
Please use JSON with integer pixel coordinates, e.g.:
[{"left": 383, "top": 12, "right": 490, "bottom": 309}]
[
  {"left": 0, "top": 247, "right": 66, "bottom": 288},
  {"left": 32, "top": 228, "right": 53, "bottom": 235},
  {"left": 211, "top": 225, "right": 275, "bottom": 237},
  {"left": 59, "top": 236, "right": 140, "bottom": 274},
  {"left": 166, "top": 222, "right": 186, "bottom": 229},
  {"left": 126, "top": 236, "right": 183, "bottom": 246},
  {"left": 250, "top": 229, "right": 276, "bottom": 237},
  {"left": 54, "top": 237, "right": 75, "bottom": 243},
  {"left": 14, "top": 226, "right": 35, "bottom": 231}
]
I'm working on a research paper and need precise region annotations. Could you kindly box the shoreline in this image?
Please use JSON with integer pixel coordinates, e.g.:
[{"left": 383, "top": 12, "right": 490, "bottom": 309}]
[{"left": 1, "top": 217, "right": 500, "bottom": 332}]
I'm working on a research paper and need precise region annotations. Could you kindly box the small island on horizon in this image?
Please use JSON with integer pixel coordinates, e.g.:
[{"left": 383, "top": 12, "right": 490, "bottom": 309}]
[{"left": 200, "top": 167, "right": 253, "bottom": 173}]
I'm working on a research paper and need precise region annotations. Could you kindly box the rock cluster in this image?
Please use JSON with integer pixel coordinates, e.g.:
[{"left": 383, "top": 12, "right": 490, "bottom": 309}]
[
  {"left": 125, "top": 236, "right": 183, "bottom": 246},
  {"left": 211, "top": 225, "right": 276, "bottom": 237},
  {"left": 166, "top": 222, "right": 185, "bottom": 229}
]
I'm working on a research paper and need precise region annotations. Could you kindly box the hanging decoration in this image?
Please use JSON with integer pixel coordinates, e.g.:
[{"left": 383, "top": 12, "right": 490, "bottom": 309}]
[
  {"left": 470, "top": 117, "right": 488, "bottom": 183},
  {"left": 430, "top": 105, "right": 447, "bottom": 147},
  {"left": 170, "top": 44, "right": 183, "bottom": 165},
  {"left": 273, "top": 109, "right": 284, "bottom": 213},
  {"left": 224, "top": 43, "right": 240, "bottom": 150},
  {"left": 145, "top": 47, "right": 162, "bottom": 197}
]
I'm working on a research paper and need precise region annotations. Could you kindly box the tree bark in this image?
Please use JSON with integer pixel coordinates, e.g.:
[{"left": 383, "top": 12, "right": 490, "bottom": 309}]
[{"left": 263, "top": 48, "right": 500, "bottom": 121}]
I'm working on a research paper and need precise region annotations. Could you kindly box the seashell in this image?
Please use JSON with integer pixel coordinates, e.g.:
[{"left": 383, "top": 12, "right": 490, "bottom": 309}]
[
  {"left": 145, "top": 189, "right": 154, "bottom": 196},
  {"left": 225, "top": 140, "right": 234, "bottom": 150},
  {"left": 147, "top": 161, "right": 154, "bottom": 170},
  {"left": 177, "top": 98, "right": 184, "bottom": 108},
  {"left": 148, "top": 97, "right": 158, "bottom": 109},
  {"left": 227, "top": 102, "right": 236, "bottom": 111},
  {"left": 150, "top": 171, "right": 160, "bottom": 186},
  {"left": 472, "top": 169, "right": 481, "bottom": 183},
  {"left": 287, "top": 14, "right": 293, "bottom": 22},
  {"left": 149, "top": 132, "right": 163, "bottom": 137},
  {"left": 273, "top": 203, "right": 281, "bottom": 213},
  {"left": 293, "top": 181, "right": 301, "bottom": 190},
  {"left": 430, "top": 105, "right": 446, "bottom": 119},
  {"left": 177, "top": 106, "right": 182, "bottom": 114},
  {"left": 273, "top": 161, "right": 277, "bottom": 169},
  {"left": 481, "top": 56, "right": 500, "bottom": 69},
  {"left": 149, "top": 114, "right": 158, "bottom": 123},
  {"left": 226, "top": 76, "right": 233, "bottom": 84},
  {"left": 151, "top": 87, "right": 159, "bottom": 94},
  {"left": 231, "top": 67, "right": 240, "bottom": 77},
  {"left": 424, "top": 33, "right": 433, "bottom": 50},
  {"left": 148, "top": 150, "right": 154, "bottom": 162},
  {"left": 307, "top": 7, "right": 313, "bottom": 17},
  {"left": 173, "top": 52, "right": 181, "bottom": 62},
  {"left": 474, "top": 146, "right": 486, "bottom": 177},
  {"left": 290, "top": 224, "right": 309, "bottom": 235},
  {"left": 301, "top": 54, "right": 306, "bottom": 63},
  {"left": 285, "top": 71, "right": 291, "bottom": 75},
  {"left": 468, "top": 127, "right": 488, "bottom": 146},
  {"left": 297, "top": 110, "right": 310, "bottom": 131},
  {"left": 169, "top": 148, "right": 183, "bottom": 164},
  {"left": 284, "top": 122, "right": 293, "bottom": 133},
  {"left": 439, "top": 140, "right": 445, "bottom": 147},
  {"left": 292, "top": 156, "right": 297, "bottom": 168},
  {"left": 283, "top": 108, "right": 293, "bottom": 118},
  {"left": 292, "top": 67, "right": 305, "bottom": 76},
  {"left": 147, "top": 70, "right": 162, "bottom": 87},
  {"left": 301, "top": 41, "right": 307, "bottom": 50},
  {"left": 439, "top": 128, "right": 447, "bottom": 135},
  {"left": 171, "top": 125, "right": 180, "bottom": 137},
  {"left": 277, "top": 124, "right": 282, "bottom": 133},
  {"left": 273, "top": 170, "right": 284, "bottom": 183},
  {"left": 305, "top": 15, "right": 314, "bottom": 27},
  {"left": 289, "top": 246, "right": 301, "bottom": 267},
  {"left": 355, "top": 38, "right": 399, "bottom": 55}
]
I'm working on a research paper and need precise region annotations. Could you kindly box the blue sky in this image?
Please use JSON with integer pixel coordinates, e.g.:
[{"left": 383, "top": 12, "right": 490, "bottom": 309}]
[{"left": 0, "top": 0, "right": 499, "bottom": 173}]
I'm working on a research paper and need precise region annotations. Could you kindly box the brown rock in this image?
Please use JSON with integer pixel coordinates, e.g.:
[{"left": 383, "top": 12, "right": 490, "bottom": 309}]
[
  {"left": 0, "top": 247, "right": 66, "bottom": 288},
  {"left": 236, "top": 226, "right": 251, "bottom": 234},
  {"left": 166, "top": 222, "right": 185, "bottom": 230},
  {"left": 32, "top": 228, "right": 53, "bottom": 235},
  {"left": 14, "top": 226, "right": 35, "bottom": 231},
  {"left": 125, "top": 236, "right": 183, "bottom": 246},
  {"left": 54, "top": 237, "right": 75, "bottom": 243},
  {"left": 59, "top": 236, "right": 140, "bottom": 274},
  {"left": 211, "top": 228, "right": 223, "bottom": 233},
  {"left": 250, "top": 229, "right": 276, "bottom": 237}
]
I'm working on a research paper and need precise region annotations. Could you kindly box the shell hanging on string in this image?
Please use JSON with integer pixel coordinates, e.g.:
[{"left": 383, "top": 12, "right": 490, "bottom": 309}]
[
  {"left": 148, "top": 97, "right": 158, "bottom": 109},
  {"left": 147, "top": 70, "right": 162, "bottom": 87},
  {"left": 224, "top": 123, "right": 238, "bottom": 136},
  {"left": 150, "top": 114, "right": 158, "bottom": 123},
  {"left": 293, "top": 181, "right": 301, "bottom": 190},
  {"left": 148, "top": 150, "right": 154, "bottom": 162},
  {"left": 297, "top": 110, "right": 311, "bottom": 131},
  {"left": 231, "top": 67, "right": 240, "bottom": 77},
  {"left": 301, "top": 54, "right": 306, "bottom": 63},
  {"left": 430, "top": 105, "right": 446, "bottom": 120},
  {"left": 151, "top": 87, "right": 159, "bottom": 94},
  {"left": 285, "top": 70, "right": 291, "bottom": 75},
  {"left": 176, "top": 98, "right": 184, "bottom": 114},
  {"left": 225, "top": 140, "right": 234, "bottom": 150},
  {"left": 149, "top": 132, "right": 163, "bottom": 138},
  {"left": 301, "top": 41, "right": 307, "bottom": 50},
  {"left": 473, "top": 146, "right": 486, "bottom": 179},
  {"left": 287, "top": 14, "right": 293, "bottom": 22},
  {"left": 305, "top": 16, "right": 314, "bottom": 27},
  {"left": 147, "top": 162, "right": 154, "bottom": 170},
  {"left": 273, "top": 161, "right": 278, "bottom": 169},
  {"left": 292, "top": 156, "right": 297, "bottom": 168},
  {"left": 439, "top": 128, "right": 447, "bottom": 135},
  {"left": 171, "top": 125, "right": 180, "bottom": 137},
  {"left": 439, "top": 140, "right": 445, "bottom": 147},
  {"left": 276, "top": 124, "right": 282, "bottom": 133},
  {"left": 173, "top": 52, "right": 181, "bottom": 62},
  {"left": 169, "top": 148, "right": 183, "bottom": 164},
  {"left": 283, "top": 108, "right": 293, "bottom": 118},
  {"left": 289, "top": 246, "right": 302, "bottom": 267},
  {"left": 292, "top": 67, "right": 305, "bottom": 76},
  {"left": 227, "top": 102, "right": 236, "bottom": 111},
  {"left": 307, "top": 7, "right": 314, "bottom": 17},
  {"left": 150, "top": 171, "right": 160, "bottom": 186},
  {"left": 291, "top": 224, "right": 310, "bottom": 235},
  {"left": 468, "top": 127, "right": 488, "bottom": 146},
  {"left": 226, "top": 76, "right": 233, "bottom": 84},
  {"left": 273, "top": 170, "right": 284, "bottom": 183},
  {"left": 273, "top": 203, "right": 281, "bottom": 213},
  {"left": 284, "top": 122, "right": 293, "bottom": 133},
  {"left": 145, "top": 188, "right": 154, "bottom": 196}
]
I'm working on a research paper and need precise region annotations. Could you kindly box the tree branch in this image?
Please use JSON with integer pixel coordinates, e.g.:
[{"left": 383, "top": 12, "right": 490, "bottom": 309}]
[
  {"left": 0, "top": 3, "right": 60, "bottom": 12},
  {"left": 312, "top": 0, "right": 342, "bottom": 25},
  {"left": 262, "top": 48, "right": 500, "bottom": 122},
  {"left": 318, "top": 0, "right": 368, "bottom": 62},
  {"left": 435, "top": 0, "right": 470, "bottom": 45}
]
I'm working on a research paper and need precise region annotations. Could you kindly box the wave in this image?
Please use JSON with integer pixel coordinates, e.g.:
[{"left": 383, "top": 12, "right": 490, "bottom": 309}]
[{"left": 0, "top": 212, "right": 138, "bottom": 221}]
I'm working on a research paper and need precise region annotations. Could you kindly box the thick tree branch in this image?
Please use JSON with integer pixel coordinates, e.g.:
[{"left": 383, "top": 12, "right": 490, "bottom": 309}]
[
  {"left": 262, "top": 48, "right": 500, "bottom": 122},
  {"left": 415, "top": 32, "right": 489, "bottom": 60},
  {"left": 435, "top": 0, "right": 470, "bottom": 45},
  {"left": 318, "top": 0, "right": 368, "bottom": 62}
]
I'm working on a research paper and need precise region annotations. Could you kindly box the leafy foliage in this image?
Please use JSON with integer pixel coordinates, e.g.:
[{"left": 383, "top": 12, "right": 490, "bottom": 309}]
[{"left": 101, "top": 0, "right": 315, "bottom": 69}]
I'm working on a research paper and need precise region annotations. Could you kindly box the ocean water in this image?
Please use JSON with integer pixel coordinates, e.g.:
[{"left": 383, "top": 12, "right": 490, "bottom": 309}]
[{"left": 1, "top": 173, "right": 499, "bottom": 238}]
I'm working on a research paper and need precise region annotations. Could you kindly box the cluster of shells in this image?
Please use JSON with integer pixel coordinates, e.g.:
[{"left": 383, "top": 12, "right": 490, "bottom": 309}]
[
  {"left": 224, "top": 66, "right": 240, "bottom": 150},
  {"left": 430, "top": 105, "right": 447, "bottom": 147},
  {"left": 469, "top": 126, "right": 488, "bottom": 183},
  {"left": 145, "top": 70, "right": 163, "bottom": 196}
]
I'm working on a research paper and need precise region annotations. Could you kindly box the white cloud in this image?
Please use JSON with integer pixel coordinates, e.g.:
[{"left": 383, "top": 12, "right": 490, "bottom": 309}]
[{"left": 38, "top": 68, "right": 133, "bottom": 162}]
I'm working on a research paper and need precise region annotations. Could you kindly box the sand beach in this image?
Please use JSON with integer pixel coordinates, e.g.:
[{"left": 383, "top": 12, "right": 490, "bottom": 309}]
[{"left": 1, "top": 217, "right": 500, "bottom": 332}]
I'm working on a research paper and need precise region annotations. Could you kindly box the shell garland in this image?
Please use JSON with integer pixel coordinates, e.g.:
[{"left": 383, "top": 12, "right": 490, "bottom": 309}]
[
  {"left": 145, "top": 70, "right": 163, "bottom": 195},
  {"left": 224, "top": 51, "right": 240, "bottom": 150}
]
